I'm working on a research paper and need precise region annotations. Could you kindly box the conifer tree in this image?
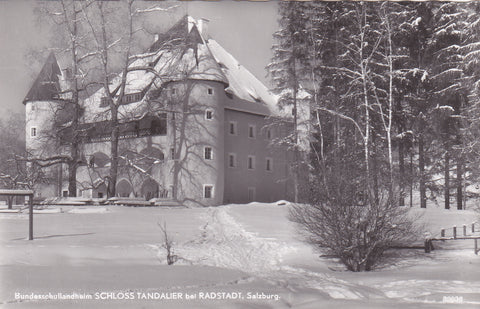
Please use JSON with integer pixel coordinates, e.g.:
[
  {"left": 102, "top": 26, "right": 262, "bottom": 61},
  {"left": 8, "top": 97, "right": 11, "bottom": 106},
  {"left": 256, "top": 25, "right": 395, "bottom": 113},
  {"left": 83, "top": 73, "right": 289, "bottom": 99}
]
[{"left": 268, "top": 1, "right": 311, "bottom": 202}]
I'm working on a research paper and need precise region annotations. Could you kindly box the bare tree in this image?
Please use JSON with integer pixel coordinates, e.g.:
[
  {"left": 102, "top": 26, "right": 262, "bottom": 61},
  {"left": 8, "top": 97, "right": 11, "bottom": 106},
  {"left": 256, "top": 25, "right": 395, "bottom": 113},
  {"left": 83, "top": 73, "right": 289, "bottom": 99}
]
[
  {"left": 81, "top": 0, "right": 176, "bottom": 197},
  {"left": 29, "top": 0, "right": 100, "bottom": 197},
  {"left": 158, "top": 221, "right": 177, "bottom": 265}
]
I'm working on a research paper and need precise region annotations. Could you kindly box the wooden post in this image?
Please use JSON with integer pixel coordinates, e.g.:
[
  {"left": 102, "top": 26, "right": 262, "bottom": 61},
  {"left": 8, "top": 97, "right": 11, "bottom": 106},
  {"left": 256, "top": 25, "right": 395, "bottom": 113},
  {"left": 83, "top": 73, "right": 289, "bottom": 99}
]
[
  {"left": 441, "top": 229, "right": 445, "bottom": 238},
  {"left": 424, "top": 239, "right": 431, "bottom": 253},
  {"left": 453, "top": 226, "right": 457, "bottom": 239},
  {"left": 463, "top": 225, "right": 467, "bottom": 236},
  {"left": 29, "top": 194, "right": 33, "bottom": 240}
]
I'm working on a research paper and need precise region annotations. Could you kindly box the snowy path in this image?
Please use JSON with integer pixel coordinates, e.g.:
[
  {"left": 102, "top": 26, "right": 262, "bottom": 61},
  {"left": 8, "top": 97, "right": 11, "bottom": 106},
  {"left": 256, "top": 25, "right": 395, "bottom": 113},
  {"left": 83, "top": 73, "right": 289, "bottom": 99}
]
[
  {"left": 174, "top": 207, "right": 383, "bottom": 300},
  {"left": 172, "top": 205, "right": 480, "bottom": 307}
]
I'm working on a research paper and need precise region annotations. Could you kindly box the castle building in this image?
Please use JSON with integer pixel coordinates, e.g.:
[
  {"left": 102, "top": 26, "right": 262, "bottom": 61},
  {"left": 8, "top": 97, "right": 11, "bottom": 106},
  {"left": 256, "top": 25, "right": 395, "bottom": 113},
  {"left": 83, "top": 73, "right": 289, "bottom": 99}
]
[{"left": 24, "top": 16, "right": 298, "bottom": 206}]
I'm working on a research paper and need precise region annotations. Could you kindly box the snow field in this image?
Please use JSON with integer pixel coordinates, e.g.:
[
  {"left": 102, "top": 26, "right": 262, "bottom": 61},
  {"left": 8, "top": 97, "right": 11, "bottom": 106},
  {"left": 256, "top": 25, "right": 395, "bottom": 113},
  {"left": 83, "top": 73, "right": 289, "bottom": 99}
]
[{"left": 1, "top": 202, "right": 479, "bottom": 308}]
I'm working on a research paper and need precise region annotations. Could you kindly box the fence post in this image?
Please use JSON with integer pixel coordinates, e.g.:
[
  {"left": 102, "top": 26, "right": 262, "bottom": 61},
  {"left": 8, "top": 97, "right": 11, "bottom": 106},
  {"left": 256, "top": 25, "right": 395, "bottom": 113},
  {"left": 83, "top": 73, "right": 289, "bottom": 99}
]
[
  {"left": 463, "top": 225, "right": 467, "bottom": 236},
  {"left": 424, "top": 232, "right": 433, "bottom": 253},
  {"left": 453, "top": 226, "right": 457, "bottom": 239}
]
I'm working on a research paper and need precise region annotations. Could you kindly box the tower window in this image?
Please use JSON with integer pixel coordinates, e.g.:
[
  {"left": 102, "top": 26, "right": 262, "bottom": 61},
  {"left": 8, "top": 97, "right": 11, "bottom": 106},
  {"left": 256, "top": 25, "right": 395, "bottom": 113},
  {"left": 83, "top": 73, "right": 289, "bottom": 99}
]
[
  {"left": 248, "top": 155, "right": 255, "bottom": 170},
  {"left": 30, "top": 127, "right": 37, "bottom": 138},
  {"left": 266, "top": 157, "right": 272, "bottom": 171},
  {"left": 170, "top": 148, "right": 175, "bottom": 160},
  {"left": 229, "top": 122, "right": 237, "bottom": 135},
  {"left": 204, "top": 185, "right": 214, "bottom": 199},
  {"left": 204, "top": 147, "right": 213, "bottom": 160},
  {"left": 205, "top": 109, "right": 213, "bottom": 120},
  {"left": 228, "top": 153, "right": 236, "bottom": 168},
  {"left": 207, "top": 88, "right": 214, "bottom": 95},
  {"left": 248, "top": 125, "right": 256, "bottom": 139}
]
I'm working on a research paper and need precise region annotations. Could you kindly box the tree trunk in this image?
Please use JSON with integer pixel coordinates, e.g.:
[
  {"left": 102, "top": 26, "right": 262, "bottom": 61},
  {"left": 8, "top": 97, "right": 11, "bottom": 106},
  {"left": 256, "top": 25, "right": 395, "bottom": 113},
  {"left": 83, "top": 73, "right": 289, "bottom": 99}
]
[
  {"left": 172, "top": 111, "right": 178, "bottom": 200},
  {"left": 456, "top": 156, "right": 463, "bottom": 210},
  {"left": 108, "top": 106, "right": 119, "bottom": 198},
  {"left": 57, "top": 164, "right": 63, "bottom": 197},
  {"left": 444, "top": 148, "right": 450, "bottom": 210},
  {"left": 372, "top": 134, "right": 379, "bottom": 203},
  {"left": 67, "top": 3, "right": 80, "bottom": 198},
  {"left": 68, "top": 160, "right": 77, "bottom": 197},
  {"left": 399, "top": 139, "right": 405, "bottom": 206},
  {"left": 419, "top": 135, "right": 426, "bottom": 208},
  {"left": 292, "top": 57, "right": 299, "bottom": 204},
  {"left": 410, "top": 151, "right": 413, "bottom": 207}
]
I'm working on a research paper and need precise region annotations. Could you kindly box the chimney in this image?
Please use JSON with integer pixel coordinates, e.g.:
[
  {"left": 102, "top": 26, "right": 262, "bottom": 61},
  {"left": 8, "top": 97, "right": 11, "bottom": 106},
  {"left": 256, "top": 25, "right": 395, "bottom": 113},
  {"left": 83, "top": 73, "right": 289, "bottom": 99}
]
[
  {"left": 197, "top": 18, "right": 210, "bottom": 39},
  {"left": 154, "top": 34, "right": 159, "bottom": 42}
]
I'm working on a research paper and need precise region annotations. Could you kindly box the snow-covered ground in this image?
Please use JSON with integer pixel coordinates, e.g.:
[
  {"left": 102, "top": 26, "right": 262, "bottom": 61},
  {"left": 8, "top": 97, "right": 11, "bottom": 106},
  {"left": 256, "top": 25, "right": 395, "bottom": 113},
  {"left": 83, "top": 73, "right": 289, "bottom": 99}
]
[{"left": 0, "top": 202, "right": 479, "bottom": 308}]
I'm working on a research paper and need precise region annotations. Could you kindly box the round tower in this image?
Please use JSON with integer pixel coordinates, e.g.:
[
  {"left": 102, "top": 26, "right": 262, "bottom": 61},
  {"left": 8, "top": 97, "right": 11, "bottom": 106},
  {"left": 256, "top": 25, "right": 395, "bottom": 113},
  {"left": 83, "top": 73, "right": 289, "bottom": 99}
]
[
  {"left": 23, "top": 52, "right": 66, "bottom": 198},
  {"left": 164, "top": 79, "right": 226, "bottom": 207}
]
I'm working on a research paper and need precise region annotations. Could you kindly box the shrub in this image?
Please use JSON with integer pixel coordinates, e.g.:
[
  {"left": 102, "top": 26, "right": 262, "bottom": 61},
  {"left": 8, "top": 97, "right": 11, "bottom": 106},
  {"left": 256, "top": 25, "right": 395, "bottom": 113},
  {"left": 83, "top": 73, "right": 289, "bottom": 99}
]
[{"left": 290, "top": 190, "right": 418, "bottom": 271}]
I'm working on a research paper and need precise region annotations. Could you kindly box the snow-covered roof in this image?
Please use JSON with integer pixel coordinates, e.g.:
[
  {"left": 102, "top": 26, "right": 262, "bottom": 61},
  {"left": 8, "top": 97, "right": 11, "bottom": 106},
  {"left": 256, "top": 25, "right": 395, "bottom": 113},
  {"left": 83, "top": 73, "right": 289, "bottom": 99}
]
[
  {"left": 83, "top": 15, "right": 282, "bottom": 121},
  {"left": 206, "top": 39, "right": 282, "bottom": 117}
]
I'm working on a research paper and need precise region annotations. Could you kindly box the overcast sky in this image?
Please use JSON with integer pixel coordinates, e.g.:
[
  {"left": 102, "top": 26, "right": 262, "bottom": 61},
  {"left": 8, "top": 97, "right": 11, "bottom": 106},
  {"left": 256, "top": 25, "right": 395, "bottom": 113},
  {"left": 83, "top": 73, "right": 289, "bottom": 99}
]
[{"left": 0, "top": 0, "right": 279, "bottom": 119}]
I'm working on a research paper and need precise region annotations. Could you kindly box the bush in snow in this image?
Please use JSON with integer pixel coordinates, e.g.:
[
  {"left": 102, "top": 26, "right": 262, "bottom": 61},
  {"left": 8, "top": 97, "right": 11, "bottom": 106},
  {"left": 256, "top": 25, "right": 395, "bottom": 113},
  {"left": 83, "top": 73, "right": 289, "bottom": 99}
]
[{"left": 290, "top": 182, "right": 418, "bottom": 271}]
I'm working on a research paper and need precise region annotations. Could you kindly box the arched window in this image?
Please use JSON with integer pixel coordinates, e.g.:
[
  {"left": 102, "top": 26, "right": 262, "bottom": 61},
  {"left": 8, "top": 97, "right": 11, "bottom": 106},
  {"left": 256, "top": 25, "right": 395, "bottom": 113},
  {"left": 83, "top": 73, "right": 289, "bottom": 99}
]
[
  {"left": 141, "top": 178, "right": 160, "bottom": 200},
  {"left": 90, "top": 152, "right": 110, "bottom": 168},
  {"left": 116, "top": 179, "right": 133, "bottom": 198}
]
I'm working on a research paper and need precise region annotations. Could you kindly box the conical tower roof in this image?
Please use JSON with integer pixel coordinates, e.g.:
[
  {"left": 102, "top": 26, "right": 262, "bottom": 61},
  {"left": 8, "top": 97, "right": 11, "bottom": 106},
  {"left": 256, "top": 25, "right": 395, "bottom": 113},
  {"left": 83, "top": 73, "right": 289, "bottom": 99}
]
[{"left": 23, "top": 52, "right": 61, "bottom": 104}]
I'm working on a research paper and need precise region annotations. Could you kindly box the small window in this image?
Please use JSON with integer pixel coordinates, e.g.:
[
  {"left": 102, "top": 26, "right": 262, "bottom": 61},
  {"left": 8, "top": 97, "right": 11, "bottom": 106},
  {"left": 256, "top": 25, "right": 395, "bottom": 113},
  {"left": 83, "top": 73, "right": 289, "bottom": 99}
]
[
  {"left": 228, "top": 153, "right": 236, "bottom": 168},
  {"left": 62, "top": 190, "right": 68, "bottom": 197},
  {"left": 204, "top": 185, "right": 214, "bottom": 199},
  {"left": 122, "top": 92, "right": 142, "bottom": 104},
  {"left": 31, "top": 105, "right": 36, "bottom": 111},
  {"left": 171, "top": 88, "right": 177, "bottom": 95},
  {"left": 100, "top": 96, "right": 112, "bottom": 107},
  {"left": 30, "top": 127, "right": 37, "bottom": 138},
  {"left": 204, "top": 146, "right": 213, "bottom": 160},
  {"left": 229, "top": 122, "right": 237, "bottom": 135},
  {"left": 266, "top": 157, "right": 272, "bottom": 171},
  {"left": 170, "top": 148, "right": 175, "bottom": 160},
  {"left": 248, "top": 125, "right": 256, "bottom": 139},
  {"left": 205, "top": 109, "right": 213, "bottom": 120},
  {"left": 207, "top": 88, "right": 214, "bottom": 95},
  {"left": 248, "top": 155, "right": 255, "bottom": 170},
  {"left": 266, "top": 128, "right": 272, "bottom": 140}
]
